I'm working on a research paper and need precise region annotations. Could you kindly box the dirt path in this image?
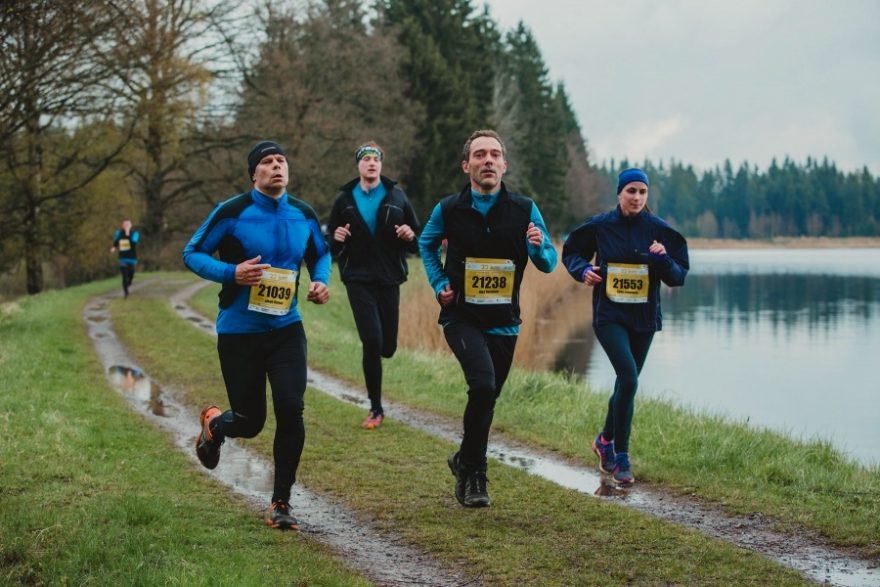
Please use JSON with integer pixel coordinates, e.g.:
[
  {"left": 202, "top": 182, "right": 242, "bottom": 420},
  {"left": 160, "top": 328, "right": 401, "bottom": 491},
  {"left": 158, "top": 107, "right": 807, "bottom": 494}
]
[
  {"left": 169, "top": 279, "right": 878, "bottom": 587},
  {"left": 84, "top": 285, "right": 475, "bottom": 587}
]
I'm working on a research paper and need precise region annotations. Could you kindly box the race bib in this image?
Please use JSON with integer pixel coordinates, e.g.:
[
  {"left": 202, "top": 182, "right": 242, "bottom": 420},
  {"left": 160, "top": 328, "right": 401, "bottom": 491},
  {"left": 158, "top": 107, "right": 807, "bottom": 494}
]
[
  {"left": 605, "top": 263, "right": 649, "bottom": 303},
  {"left": 464, "top": 257, "right": 514, "bottom": 304},
  {"left": 248, "top": 267, "right": 297, "bottom": 315},
  {"left": 118, "top": 238, "right": 131, "bottom": 252}
]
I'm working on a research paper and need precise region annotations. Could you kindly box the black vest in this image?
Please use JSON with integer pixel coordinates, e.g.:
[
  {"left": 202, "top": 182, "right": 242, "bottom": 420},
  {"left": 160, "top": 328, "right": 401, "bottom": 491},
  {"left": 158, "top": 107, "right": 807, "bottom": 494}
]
[{"left": 440, "top": 183, "right": 533, "bottom": 329}]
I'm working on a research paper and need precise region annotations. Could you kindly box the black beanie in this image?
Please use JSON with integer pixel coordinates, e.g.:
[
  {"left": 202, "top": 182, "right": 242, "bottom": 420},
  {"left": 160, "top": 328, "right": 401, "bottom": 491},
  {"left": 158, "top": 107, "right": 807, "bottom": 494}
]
[{"left": 248, "top": 141, "right": 286, "bottom": 179}]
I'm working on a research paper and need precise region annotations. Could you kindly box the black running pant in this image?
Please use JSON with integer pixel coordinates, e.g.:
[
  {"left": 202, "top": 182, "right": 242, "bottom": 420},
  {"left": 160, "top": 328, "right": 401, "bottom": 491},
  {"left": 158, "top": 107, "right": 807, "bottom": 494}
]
[
  {"left": 442, "top": 320, "right": 517, "bottom": 472},
  {"left": 594, "top": 322, "right": 654, "bottom": 454},
  {"left": 119, "top": 264, "right": 135, "bottom": 295},
  {"left": 215, "top": 321, "right": 307, "bottom": 503},
  {"left": 344, "top": 282, "right": 400, "bottom": 414}
]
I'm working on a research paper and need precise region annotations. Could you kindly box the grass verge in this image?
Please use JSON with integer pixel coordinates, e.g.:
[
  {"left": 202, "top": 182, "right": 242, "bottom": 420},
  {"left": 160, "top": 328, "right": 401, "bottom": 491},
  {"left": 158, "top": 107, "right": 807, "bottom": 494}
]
[
  {"left": 112, "top": 275, "right": 812, "bottom": 585},
  {"left": 187, "top": 264, "right": 880, "bottom": 558},
  {"left": 0, "top": 278, "right": 372, "bottom": 586}
]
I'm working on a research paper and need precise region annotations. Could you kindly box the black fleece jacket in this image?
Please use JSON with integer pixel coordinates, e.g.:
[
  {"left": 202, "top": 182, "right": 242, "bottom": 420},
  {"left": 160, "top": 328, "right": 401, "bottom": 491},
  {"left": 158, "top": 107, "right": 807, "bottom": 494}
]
[{"left": 326, "top": 175, "right": 420, "bottom": 285}]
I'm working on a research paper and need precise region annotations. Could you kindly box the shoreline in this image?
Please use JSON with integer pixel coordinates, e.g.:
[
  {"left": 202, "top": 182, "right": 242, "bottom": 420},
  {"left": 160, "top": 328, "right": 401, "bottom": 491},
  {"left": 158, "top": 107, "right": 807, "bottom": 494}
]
[{"left": 687, "top": 236, "right": 880, "bottom": 249}]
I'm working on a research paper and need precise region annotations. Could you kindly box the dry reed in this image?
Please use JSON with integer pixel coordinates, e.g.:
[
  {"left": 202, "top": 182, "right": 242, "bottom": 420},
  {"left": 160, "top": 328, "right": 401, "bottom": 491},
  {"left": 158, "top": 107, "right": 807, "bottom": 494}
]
[{"left": 399, "top": 245, "right": 593, "bottom": 371}]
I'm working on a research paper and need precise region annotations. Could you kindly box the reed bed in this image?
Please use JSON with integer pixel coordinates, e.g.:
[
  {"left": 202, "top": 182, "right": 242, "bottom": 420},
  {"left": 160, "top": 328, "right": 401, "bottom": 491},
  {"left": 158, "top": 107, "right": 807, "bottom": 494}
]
[{"left": 399, "top": 245, "right": 593, "bottom": 370}]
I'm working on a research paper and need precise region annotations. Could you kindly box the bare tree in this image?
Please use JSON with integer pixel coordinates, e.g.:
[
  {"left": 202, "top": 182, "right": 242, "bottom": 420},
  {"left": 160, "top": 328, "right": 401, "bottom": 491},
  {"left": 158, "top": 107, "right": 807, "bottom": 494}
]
[
  {"left": 232, "top": 0, "right": 423, "bottom": 218},
  {"left": 0, "top": 0, "right": 132, "bottom": 293},
  {"left": 105, "top": 0, "right": 249, "bottom": 266}
]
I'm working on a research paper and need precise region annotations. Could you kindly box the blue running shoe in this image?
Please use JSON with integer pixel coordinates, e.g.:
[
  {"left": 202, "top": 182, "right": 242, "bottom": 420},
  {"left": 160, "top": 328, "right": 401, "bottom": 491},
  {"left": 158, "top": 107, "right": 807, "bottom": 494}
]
[
  {"left": 591, "top": 434, "right": 615, "bottom": 474},
  {"left": 612, "top": 452, "right": 635, "bottom": 486}
]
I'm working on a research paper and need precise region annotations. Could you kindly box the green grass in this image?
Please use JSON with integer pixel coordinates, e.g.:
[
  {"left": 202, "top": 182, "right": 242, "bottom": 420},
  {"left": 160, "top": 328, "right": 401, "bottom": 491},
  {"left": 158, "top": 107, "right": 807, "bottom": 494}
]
[
  {"left": 0, "top": 278, "right": 372, "bottom": 586},
  {"left": 189, "top": 265, "right": 880, "bottom": 557},
  {"left": 112, "top": 275, "right": 811, "bottom": 585}
]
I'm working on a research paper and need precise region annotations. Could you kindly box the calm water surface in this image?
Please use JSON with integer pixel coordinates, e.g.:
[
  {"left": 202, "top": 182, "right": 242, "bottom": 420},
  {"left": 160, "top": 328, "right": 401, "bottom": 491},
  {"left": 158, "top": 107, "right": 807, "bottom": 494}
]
[{"left": 563, "top": 248, "right": 879, "bottom": 467}]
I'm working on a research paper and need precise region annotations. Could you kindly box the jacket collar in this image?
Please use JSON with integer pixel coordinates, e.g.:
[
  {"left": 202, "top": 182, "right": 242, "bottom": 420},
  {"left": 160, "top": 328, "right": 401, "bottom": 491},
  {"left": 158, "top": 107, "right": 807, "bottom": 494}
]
[
  {"left": 614, "top": 204, "right": 647, "bottom": 223},
  {"left": 340, "top": 174, "right": 397, "bottom": 195},
  {"left": 454, "top": 181, "right": 510, "bottom": 210},
  {"left": 251, "top": 188, "right": 287, "bottom": 208}
]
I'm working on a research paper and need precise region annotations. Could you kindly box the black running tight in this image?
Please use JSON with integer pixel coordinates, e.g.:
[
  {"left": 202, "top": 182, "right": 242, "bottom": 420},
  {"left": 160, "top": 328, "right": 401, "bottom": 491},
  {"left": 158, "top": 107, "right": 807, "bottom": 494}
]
[
  {"left": 442, "top": 320, "right": 517, "bottom": 472},
  {"left": 594, "top": 322, "right": 654, "bottom": 454},
  {"left": 344, "top": 282, "right": 400, "bottom": 414},
  {"left": 215, "top": 321, "right": 307, "bottom": 502}
]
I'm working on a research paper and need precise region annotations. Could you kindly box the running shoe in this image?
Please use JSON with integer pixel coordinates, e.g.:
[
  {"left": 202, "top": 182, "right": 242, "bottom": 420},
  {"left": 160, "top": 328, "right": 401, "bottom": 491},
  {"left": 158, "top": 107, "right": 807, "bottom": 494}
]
[
  {"left": 591, "top": 433, "right": 615, "bottom": 474},
  {"left": 361, "top": 410, "right": 384, "bottom": 430},
  {"left": 447, "top": 452, "right": 466, "bottom": 506},
  {"left": 265, "top": 499, "right": 299, "bottom": 530},
  {"left": 195, "top": 405, "right": 223, "bottom": 470},
  {"left": 612, "top": 452, "right": 635, "bottom": 487},
  {"left": 463, "top": 471, "right": 491, "bottom": 508}
]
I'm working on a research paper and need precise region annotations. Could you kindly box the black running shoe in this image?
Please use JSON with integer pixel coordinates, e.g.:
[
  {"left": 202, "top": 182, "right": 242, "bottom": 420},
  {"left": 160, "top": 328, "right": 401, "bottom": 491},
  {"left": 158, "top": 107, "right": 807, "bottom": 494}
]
[
  {"left": 463, "top": 471, "right": 491, "bottom": 508},
  {"left": 266, "top": 499, "right": 299, "bottom": 530},
  {"left": 195, "top": 405, "right": 223, "bottom": 470},
  {"left": 447, "top": 452, "right": 466, "bottom": 506}
]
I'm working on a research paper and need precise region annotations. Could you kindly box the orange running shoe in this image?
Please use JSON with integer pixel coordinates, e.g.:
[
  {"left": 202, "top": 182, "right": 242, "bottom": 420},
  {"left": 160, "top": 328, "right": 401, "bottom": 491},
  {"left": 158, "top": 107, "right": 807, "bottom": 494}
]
[
  {"left": 195, "top": 405, "right": 223, "bottom": 469},
  {"left": 265, "top": 499, "right": 299, "bottom": 530},
  {"left": 361, "top": 410, "right": 384, "bottom": 430}
]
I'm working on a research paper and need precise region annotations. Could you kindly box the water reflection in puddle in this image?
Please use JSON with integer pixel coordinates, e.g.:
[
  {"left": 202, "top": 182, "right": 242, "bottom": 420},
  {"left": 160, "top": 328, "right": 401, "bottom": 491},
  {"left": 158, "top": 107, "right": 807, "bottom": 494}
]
[{"left": 108, "top": 365, "right": 165, "bottom": 416}]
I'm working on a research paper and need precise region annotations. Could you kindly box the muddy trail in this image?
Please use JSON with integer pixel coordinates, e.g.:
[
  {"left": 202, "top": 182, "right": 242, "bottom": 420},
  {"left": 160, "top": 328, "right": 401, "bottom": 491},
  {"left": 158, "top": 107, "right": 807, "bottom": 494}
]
[
  {"left": 84, "top": 286, "right": 474, "bottom": 587},
  {"left": 165, "top": 279, "right": 878, "bottom": 587}
]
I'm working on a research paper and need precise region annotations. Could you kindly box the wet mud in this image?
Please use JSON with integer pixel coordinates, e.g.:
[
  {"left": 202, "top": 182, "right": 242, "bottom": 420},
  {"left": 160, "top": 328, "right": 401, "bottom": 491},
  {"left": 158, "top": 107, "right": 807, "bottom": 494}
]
[
  {"left": 168, "top": 279, "right": 880, "bottom": 587},
  {"left": 86, "top": 284, "right": 474, "bottom": 587}
]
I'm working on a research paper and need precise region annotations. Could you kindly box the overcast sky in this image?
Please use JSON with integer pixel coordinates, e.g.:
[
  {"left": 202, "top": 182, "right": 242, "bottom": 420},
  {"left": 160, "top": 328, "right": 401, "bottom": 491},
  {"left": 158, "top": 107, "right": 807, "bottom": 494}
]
[{"left": 481, "top": 0, "right": 880, "bottom": 174}]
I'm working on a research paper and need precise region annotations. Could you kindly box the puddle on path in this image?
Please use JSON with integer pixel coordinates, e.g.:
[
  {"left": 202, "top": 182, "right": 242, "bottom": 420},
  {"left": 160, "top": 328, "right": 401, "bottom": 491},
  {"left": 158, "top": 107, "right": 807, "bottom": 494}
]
[
  {"left": 169, "top": 280, "right": 880, "bottom": 587},
  {"left": 108, "top": 365, "right": 165, "bottom": 416},
  {"left": 87, "top": 285, "right": 473, "bottom": 587}
]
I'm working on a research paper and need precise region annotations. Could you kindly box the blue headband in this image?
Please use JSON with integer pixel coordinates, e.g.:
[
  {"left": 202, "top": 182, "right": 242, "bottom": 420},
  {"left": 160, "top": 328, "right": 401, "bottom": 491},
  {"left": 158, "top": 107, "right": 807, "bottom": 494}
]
[
  {"left": 617, "top": 168, "right": 650, "bottom": 193},
  {"left": 355, "top": 145, "right": 383, "bottom": 163}
]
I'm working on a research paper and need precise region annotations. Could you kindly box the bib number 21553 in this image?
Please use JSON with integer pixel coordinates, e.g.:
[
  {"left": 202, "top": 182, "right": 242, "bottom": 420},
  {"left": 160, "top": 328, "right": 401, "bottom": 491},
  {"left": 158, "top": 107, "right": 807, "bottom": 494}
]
[{"left": 605, "top": 263, "right": 648, "bottom": 304}]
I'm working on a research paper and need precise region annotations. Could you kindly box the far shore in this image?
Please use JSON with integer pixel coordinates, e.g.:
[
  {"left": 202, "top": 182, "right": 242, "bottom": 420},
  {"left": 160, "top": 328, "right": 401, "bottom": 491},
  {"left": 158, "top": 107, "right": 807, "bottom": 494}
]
[{"left": 687, "top": 236, "right": 880, "bottom": 249}]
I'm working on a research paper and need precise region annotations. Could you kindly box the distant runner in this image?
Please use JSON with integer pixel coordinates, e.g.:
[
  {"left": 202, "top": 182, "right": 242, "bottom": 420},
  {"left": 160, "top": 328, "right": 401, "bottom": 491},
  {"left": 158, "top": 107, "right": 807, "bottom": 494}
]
[
  {"left": 182, "top": 140, "right": 331, "bottom": 530},
  {"left": 562, "top": 167, "right": 689, "bottom": 486},
  {"left": 419, "top": 129, "right": 557, "bottom": 507},
  {"left": 110, "top": 219, "right": 139, "bottom": 298},
  {"left": 327, "top": 141, "right": 420, "bottom": 430}
]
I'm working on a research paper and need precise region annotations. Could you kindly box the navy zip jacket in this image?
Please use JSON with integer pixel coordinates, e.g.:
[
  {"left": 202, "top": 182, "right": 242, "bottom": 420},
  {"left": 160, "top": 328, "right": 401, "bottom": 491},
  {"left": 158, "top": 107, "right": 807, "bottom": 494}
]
[
  {"left": 326, "top": 175, "right": 420, "bottom": 285},
  {"left": 562, "top": 206, "right": 689, "bottom": 332},
  {"left": 183, "top": 189, "right": 330, "bottom": 334},
  {"left": 113, "top": 229, "right": 139, "bottom": 265}
]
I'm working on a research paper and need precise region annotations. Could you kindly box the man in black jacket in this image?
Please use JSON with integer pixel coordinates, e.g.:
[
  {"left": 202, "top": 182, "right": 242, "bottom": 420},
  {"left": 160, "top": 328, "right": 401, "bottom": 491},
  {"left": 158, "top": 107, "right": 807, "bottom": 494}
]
[{"left": 327, "top": 141, "right": 420, "bottom": 429}]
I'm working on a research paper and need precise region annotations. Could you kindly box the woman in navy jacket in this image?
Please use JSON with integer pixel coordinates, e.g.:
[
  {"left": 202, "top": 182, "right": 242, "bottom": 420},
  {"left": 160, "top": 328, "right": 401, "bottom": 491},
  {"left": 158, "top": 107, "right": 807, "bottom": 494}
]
[{"left": 562, "top": 168, "right": 689, "bottom": 486}]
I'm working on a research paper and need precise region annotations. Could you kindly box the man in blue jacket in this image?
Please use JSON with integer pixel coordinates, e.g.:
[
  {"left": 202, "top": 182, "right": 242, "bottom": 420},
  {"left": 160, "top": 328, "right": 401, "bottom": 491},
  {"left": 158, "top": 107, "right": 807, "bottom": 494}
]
[
  {"left": 182, "top": 140, "right": 331, "bottom": 530},
  {"left": 419, "top": 129, "right": 557, "bottom": 507},
  {"left": 110, "top": 219, "right": 139, "bottom": 297}
]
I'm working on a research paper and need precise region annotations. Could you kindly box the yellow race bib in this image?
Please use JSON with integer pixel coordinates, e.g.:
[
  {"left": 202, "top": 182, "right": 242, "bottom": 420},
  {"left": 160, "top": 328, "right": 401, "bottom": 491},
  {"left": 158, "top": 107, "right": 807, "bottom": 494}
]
[
  {"left": 464, "top": 257, "right": 515, "bottom": 305},
  {"left": 118, "top": 238, "right": 131, "bottom": 252},
  {"left": 248, "top": 267, "right": 297, "bottom": 315},
  {"left": 605, "top": 263, "right": 649, "bottom": 303}
]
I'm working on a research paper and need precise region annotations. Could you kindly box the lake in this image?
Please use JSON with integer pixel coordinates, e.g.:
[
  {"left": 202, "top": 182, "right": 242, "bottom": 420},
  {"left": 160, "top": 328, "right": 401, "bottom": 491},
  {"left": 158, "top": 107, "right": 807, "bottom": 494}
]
[{"left": 554, "top": 248, "right": 879, "bottom": 467}]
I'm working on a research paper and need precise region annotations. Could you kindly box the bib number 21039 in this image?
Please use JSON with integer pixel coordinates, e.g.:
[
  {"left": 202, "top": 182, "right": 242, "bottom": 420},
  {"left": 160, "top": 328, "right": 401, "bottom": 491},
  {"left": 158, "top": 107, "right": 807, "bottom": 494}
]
[{"left": 248, "top": 267, "right": 297, "bottom": 315}]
